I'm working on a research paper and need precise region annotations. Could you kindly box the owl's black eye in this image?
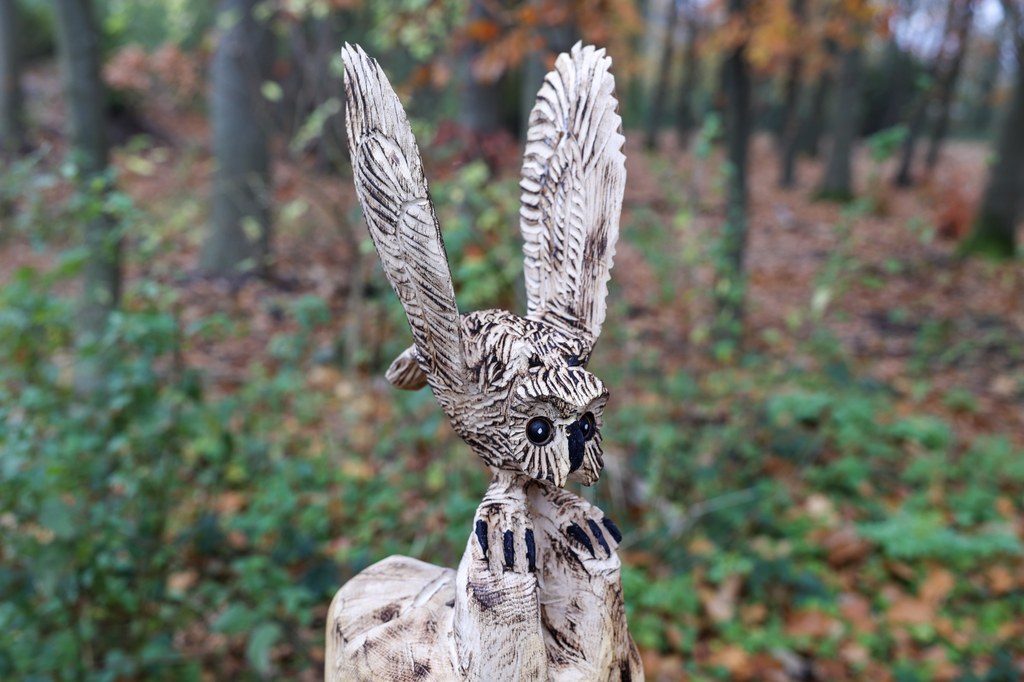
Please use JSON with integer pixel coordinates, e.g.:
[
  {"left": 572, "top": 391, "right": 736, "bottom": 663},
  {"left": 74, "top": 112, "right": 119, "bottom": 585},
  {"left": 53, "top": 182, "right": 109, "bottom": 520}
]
[
  {"left": 579, "top": 412, "right": 597, "bottom": 441},
  {"left": 526, "top": 417, "right": 554, "bottom": 445}
]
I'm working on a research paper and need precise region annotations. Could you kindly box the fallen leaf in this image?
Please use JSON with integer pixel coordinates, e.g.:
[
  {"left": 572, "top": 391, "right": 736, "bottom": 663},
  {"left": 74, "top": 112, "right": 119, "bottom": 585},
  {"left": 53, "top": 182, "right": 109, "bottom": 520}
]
[
  {"left": 887, "top": 596, "right": 933, "bottom": 626},
  {"left": 987, "top": 565, "right": 1015, "bottom": 595},
  {"left": 786, "top": 608, "right": 841, "bottom": 639},
  {"left": 701, "top": 574, "right": 743, "bottom": 624},
  {"left": 708, "top": 644, "right": 752, "bottom": 679},
  {"left": 920, "top": 567, "right": 955, "bottom": 605},
  {"left": 168, "top": 570, "right": 198, "bottom": 592},
  {"left": 822, "top": 525, "right": 872, "bottom": 566},
  {"left": 840, "top": 641, "right": 870, "bottom": 667},
  {"left": 840, "top": 592, "right": 876, "bottom": 634}
]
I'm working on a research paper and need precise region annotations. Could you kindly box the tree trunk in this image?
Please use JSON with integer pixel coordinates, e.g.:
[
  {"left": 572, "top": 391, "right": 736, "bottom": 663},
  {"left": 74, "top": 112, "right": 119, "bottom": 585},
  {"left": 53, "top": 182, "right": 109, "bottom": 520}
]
[
  {"left": 879, "top": 39, "right": 911, "bottom": 130},
  {"left": 520, "top": 9, "right": 577, "bottom": 141},
  {"left": 644, "top": 0, "right": 679, "bottom": 150},
  {"left": 961, "top": 19, "right": 1024, "bottom": 258},
  {"left": 818, "top": 45, "right": 862, "bottom": 200},
  {"left": 713, "top": 0, "right": 751, "bottom": 349},
  {"left": 201, "top": 0, "right": 274, "bottom": 277},
  {"left": 925, "top": 0, "right": 974, "bottom": 171},
  {"left": 797, "top": 66, "right": 831, "bottom": 158},
  {"left": 970, "top": 25, "right": 1004, "bottom": 134},
  {"left": 0, "top": 0, "right": 24, "bottom": 154},
  {"left": 459, "top": 0, "right": 502, "bottom": 144},
  {"left": 892, "top": 85, "right": 929, "bottom": 187},
  {"left": 777, "top": 0, "right": 806, "bottom": 188},
  {"left": 53, "top": 0, "right": 120, "bottom": 391},
  {"left": 674, "top": 6, "right": 699, "bottom": 142}
]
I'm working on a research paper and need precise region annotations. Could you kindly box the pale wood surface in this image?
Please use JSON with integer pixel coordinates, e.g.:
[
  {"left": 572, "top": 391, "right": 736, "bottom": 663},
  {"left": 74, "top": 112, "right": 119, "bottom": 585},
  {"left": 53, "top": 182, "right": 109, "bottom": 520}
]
[{"left": 329, "top": 43, "right": 641, "bottom": 682}]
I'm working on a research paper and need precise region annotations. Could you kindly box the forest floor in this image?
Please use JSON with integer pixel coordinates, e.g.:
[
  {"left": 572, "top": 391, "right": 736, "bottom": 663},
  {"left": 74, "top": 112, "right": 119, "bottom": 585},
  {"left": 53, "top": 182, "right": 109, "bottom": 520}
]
[{"left": 3, "top": 67, "right": 1023, "bottom": 680}]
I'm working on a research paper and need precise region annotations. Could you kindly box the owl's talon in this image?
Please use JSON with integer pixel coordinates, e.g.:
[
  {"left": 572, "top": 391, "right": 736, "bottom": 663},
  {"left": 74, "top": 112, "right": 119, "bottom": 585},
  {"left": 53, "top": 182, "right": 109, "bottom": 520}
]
[
  {"left": 503, "top": 530, "right": 515, "bottom": 570},
  {"left": 475, "top": 519, "right": 489, "bottom": 558},
  {"left": 525, "top": 528, "right": 537, "bottom": 572},
  {"left": 587, "top": 518, "right": 611, "bottom": 556},
  {"left": 601, "top": 516, "right": 622, "bottom": 544},
  {"left": 567, "top": 522, "right": 596, "bottom": 557}
]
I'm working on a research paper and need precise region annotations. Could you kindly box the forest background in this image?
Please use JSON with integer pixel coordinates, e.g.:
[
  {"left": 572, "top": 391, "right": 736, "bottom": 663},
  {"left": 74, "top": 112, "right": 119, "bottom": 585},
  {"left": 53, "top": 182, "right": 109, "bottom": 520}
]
[{"left": 1, "top": 0, "right": 1023, "bottom": 680}]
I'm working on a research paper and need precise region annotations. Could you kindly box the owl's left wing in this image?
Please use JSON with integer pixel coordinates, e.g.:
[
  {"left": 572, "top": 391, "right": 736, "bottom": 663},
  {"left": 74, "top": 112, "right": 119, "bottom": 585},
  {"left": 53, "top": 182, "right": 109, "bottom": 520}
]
[{"left": 519, "top": 43, "right": 626, "bottom": 355}]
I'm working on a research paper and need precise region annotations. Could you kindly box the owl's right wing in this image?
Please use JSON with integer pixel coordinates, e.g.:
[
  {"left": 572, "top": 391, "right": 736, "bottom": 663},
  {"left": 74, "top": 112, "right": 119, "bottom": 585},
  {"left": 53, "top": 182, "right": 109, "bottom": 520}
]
[{"left": 343, "top": 43, "right": 468, "bottom": 405}]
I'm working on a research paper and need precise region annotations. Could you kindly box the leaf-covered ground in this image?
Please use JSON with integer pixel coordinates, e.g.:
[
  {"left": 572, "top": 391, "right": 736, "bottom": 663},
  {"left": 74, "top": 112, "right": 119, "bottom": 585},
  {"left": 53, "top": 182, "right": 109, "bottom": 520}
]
[{"left": 2, "top": 66, "right": 1022, "bottom": 681}]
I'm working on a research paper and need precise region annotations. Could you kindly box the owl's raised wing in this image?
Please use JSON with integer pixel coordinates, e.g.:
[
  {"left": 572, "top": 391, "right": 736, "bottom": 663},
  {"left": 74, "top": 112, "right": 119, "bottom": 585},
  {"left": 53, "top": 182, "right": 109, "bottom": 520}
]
[
  {"left": 343, "top": 43, "right": 467, "bottom": 406},
  {"left": 519, "top": 43, "right": 626, "bottom": 355}
]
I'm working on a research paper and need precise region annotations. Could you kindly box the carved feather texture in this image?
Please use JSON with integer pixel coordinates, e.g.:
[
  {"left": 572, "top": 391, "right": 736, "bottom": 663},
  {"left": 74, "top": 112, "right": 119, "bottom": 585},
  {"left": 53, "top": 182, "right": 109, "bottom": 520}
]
[
  {"left": 520, "top": 43, "right": 626, "bottom": 350},
  {"left": 342, "top": 43, "right": 467, "bottom": 406}
]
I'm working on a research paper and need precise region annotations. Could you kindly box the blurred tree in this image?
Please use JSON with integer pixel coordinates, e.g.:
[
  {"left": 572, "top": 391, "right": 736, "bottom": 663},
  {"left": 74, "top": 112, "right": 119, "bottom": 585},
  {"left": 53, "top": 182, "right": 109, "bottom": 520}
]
[
  {"left": 645, "top": 0, "right": 679, "bottom": 150},
  {"left": 924, "top": 0, "right": 975, "bottom": 170},
  {"left": 674, "top": 0, "right": 701, "bottom": 142},
  {"left": 280, "top": 9, "right": 351, "bottom": 172},
  {"left": 520, "top": 0, "right": 577, "bottom": 138},
  {"left": 457, "top": 0, "right": 504, "bottom": 154},
  {"left": 777, "top": 0, "right": 807, "bottom": 188},
  {"left": 877, "top": 0, "right": 918, "bottom": 130},
  {"left": 818, "top": 44, "right": 862, "bottom": 199},
  {"left": 713, "top": 0, "right": 752, "bottom": 347},
  {"left": 202, "top": 0, "right": 274, "bottom": 277},
  {"left": 969, "top": 21, "right": 1004, "bottom": 133},
  {"left": 961, "top": 0, "right": 1023, "bottom": 258},
  {"left": 894, "top": 0, "right": 973, "bottom": 186},
  {"left": 797, "top": 62, "right": 832, "bottom": 157},
  {"left": 818, "top": 0, "right": 874, "bottom": 201},
  {"left": 0, "top": 0, "right": 24, "bottom": 154},
  {"left": 450, "top": 0, "right": 641, "bottom": 151},
  {"left": 53, "top": 0, "right": 121, "bottom": 391}
]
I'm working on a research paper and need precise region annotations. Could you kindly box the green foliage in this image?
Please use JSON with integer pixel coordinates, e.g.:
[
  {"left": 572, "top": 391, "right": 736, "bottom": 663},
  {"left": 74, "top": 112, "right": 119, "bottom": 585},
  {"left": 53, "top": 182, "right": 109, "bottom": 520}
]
[
  {"left": 859, "top": 510, "right": 1022, "bottom": 568},
  {"left": 14, "top": 0, "right": 56, "bottom": 60},
  {"left": 0, "top": 259, "right": 471, "bottom": 675},
  {"left": 431, "top": 161, "right": 524, "bottom": 311},
  {"left": 100, "top": 0, "right": 217, "bottom": 50}
]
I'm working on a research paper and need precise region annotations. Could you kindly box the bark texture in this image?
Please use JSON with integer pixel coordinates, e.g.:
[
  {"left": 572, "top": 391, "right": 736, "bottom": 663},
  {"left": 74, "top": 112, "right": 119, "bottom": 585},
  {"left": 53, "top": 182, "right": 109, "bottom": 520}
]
[
  {"left": 818, "top": 45, "right": 862, "bottom": 200},
  {"left": 0, "top": 0, "right": 24, "bottom": 153},
  {"left": 644, "top": 0, "right": 679, "bottom": 150},
  {"left": 458, "top": 0, "right": 503, "bottom": 140},
  {"left": 798, "top": 66, "right": 831, "bottom": 159},
  {"left": 962, "top": 22, "right": 1024, "bottom": 258},
  {"left": 53, "top": 0, "right": 120, "bottom": 392},
  {"left": 330, "top": 43, "right": 642, "bottom": 681},
  {"left": 777, "top": 0, "right": 806, "bottom": 188},
  {"left": 202, "top": 0, "right": 274, "bottom": 276},
  {"left": 713, "top": 0, "right": 751, "bottom": 345},
  {"left": 925, "top": 0, "right": 974, "bottom": 171},
  {"left": 674, "top": 5, "right": 700, "bottom": 141}
]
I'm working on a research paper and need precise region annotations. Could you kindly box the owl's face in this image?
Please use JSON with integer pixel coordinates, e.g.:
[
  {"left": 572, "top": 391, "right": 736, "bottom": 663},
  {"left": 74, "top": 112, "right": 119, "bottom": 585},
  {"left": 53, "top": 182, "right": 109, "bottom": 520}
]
[{"left": 452, "top": 310, "right": 608, "bottom": 487}]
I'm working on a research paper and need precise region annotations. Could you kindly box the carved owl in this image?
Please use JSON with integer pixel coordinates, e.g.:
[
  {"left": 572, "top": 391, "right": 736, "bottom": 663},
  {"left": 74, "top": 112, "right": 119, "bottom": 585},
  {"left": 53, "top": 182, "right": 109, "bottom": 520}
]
[
  {"left": 331, "top": 43, "right": 642, "bottom": 682},
  {"left": 344, "top": 42, "right": 625, "bottom": 488}
]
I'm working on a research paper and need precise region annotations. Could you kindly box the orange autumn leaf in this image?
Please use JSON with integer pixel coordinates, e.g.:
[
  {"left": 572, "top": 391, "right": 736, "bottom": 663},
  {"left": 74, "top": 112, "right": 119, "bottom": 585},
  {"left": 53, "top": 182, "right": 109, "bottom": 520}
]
[
  {"left": 919, "top": 567, "right": 955, "bottom": 605},
  {"left": 465, "top": 18, "right": 501, "bottom": 43},
  {"left": 785, "top": 607, "right": 842, "bottom": 639},
  {"left": 887, "top": 596, "right": 934, "bottom": 626}
]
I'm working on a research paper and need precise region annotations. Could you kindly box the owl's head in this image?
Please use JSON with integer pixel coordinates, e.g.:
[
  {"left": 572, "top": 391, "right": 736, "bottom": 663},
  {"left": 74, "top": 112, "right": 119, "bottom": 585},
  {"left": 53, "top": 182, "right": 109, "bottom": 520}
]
[{"left": 343, "top": 43, "right": 625, "bottom": 488}]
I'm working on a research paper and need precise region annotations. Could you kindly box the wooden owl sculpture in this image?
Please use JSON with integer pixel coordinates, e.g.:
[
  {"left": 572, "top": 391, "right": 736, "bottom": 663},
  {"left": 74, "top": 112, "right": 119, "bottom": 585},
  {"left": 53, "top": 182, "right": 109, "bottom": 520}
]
[{"left": 327, "top": 43, "right": 643, "bottom": 682}]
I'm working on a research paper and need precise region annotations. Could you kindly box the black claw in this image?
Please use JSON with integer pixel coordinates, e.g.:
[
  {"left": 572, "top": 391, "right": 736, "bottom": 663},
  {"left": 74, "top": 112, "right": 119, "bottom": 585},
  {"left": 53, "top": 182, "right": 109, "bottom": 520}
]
[
  {"left": 525, "top": 529, "right": 537, "bottom": 572},
  {"left": 503, "top": 529, "right": 515, "bottom": 570},
  {"left": 587, "top": 518, "right": 611, "bottom": 555},
  {"left": 567, "top": 522, "right": 595, "bottom": 557},
  {"left": 475, "top": 520, "right": 489, "bottom": 558},
  {"left": 602, "top": 517, "right": 622, "bottom": 543}
]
